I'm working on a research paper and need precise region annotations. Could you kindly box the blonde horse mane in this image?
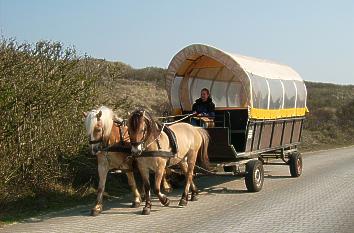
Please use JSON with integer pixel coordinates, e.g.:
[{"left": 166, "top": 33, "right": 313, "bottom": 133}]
[{"left": 84, "top": 106, "right": 114, "bottom": 139}]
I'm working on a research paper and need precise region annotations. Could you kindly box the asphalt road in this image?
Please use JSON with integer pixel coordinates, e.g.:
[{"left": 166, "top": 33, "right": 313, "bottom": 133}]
[{"left": 2, "top": 146, "right": 354, "bottom": 233}]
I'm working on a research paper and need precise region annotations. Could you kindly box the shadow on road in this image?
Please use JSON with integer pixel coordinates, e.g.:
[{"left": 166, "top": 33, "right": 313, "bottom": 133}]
[
  {"left": 18, "top": 171, "right": 294, "bottom": 222},
  {"left": 265, "top": 175, "right": 294, "bottom": 179}
]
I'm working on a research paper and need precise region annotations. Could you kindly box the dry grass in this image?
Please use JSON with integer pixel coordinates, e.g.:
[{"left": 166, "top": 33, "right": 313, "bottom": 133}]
[{"left": 96, "top": 79, "right": 170, "bottom": 118}]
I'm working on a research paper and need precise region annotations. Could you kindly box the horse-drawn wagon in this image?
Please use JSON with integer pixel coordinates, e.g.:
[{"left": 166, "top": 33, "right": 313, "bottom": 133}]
[
  {"left": 163, "top": 44, "right": 308, "bottom": 192},
  {"left": 85, "top": 43, "right": 308, "bottom": 215}
]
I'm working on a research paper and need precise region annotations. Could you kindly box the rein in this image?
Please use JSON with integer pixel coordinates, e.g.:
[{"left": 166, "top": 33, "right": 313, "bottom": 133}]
[
  {"left": 145, "top": 123, "right": 165, "bottom": 149},
  {"left": 158, "top": 113, "right": 196, "bottom": 125}
]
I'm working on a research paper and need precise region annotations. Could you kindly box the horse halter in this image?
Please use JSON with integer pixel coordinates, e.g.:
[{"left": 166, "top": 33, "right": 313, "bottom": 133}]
[
  {"left": 130, "top": 116, "right": 164, "bottom": 155},
  {"left": 88, "top": 128, "right": 104, "bottom": 145},
  {"left": 88, "top": 111, "right": 106, "bottom": 148},
  {"left": 130, "top": 125, "right": 147, "bottom": 148}
]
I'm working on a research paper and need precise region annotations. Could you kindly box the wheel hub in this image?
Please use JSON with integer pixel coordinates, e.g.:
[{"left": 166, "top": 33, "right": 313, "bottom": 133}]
[
  {"left": 255, "top": 168, "right": 261, "bottom": 184},
  {"left": 297, "top": 159, "right": 302, "bottom": 174}
]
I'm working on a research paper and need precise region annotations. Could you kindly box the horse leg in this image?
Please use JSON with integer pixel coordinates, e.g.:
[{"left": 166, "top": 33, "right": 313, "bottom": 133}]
[
  {"left": 190, "top": 181, "right": 199, "bottom": 202},
  {"left": 154, "top": 165, "right": 170, "bottom": 207},
  {"left": 91, "top": 154, "right": 109, "bottom": 216},
  {"left": 179, "top": 161, "right": 198, "bottom": 201},
  {"left": 140, "top": 182, "right": 146, "bottom": 202},
  {"left": 138, "top": 165, "right": 152, "bottom": 215},
  {"left": 179, "top": 152, "right": 197, "bottom": 207},
  {"left": 125, "top": 171, "right": 141, "bottom": 208},
  {"left": 162, "top": 169, "right": 173, "bottom": 193}
]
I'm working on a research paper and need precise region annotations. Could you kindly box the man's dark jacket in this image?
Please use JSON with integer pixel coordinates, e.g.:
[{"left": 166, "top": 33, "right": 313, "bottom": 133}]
[{"left": 192, "top": 97, "right": 215, "bottom": 116}]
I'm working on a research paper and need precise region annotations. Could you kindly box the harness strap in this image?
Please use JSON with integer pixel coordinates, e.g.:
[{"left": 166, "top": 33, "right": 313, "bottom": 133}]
[
  {"left": 89, "top": 139, "right": 103, "bottom": 145},
  {"left": 138, "top": 150, "right": 175, "bottom": 158},
  {"left": 118, "top": 124, "right": 125, "bottom": 146},
  {"left": 156, "top": 138, "right": 162, "bottom": 150},
  {"left": 106, "top": 144, "right": 131, "bottom": 153},
  {"left": 159, "top": 123, "right": 178, "bottom": 155}
]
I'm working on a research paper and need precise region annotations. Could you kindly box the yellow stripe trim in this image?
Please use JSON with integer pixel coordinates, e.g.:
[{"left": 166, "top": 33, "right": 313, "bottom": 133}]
[
  {"left": 172, "top": 107, "right": 308, "bottom": 119},
  {"left": 250, "top": 108, "right": 307, "bottom": 119}
]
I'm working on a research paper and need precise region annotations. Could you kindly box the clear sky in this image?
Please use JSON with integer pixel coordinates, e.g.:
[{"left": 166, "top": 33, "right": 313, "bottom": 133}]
[{"left": 1, "top": 0, "right": 353, "bottom": 84}]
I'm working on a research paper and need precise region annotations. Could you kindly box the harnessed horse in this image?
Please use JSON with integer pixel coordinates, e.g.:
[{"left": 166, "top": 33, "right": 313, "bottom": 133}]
[
  {"left": 84, "top": 107, "right": 157, "bottom": 215},
  {"left": 127, "top": 109, "right": 210, "bottom": 215}
]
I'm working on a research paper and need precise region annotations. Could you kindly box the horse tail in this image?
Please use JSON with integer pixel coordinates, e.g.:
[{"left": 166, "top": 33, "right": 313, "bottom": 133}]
[{"left": 196, "top": 128, "right": 210, "bottom": 169}]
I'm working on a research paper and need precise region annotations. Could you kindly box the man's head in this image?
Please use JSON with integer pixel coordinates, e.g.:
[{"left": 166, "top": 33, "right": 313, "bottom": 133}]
[{"left": 200, "top": 88, "right": 210, "bottom": 102}]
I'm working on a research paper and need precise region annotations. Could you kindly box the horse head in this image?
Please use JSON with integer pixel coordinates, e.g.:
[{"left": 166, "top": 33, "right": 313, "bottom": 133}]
[
  {"left": 84, "top": 107, "right": 114, "bottom": 155},
  {"left": 127, "top": 109, "right": 159, "bottom": 155}
]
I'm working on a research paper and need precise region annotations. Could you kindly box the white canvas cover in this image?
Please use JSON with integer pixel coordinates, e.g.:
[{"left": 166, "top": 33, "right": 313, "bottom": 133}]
[{"left": 166, "top": 44, "right": 308, "bottom": 119}]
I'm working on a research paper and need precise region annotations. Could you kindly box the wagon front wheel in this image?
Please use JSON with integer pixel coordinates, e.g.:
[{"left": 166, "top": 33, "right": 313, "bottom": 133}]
[
  {"left": 245, "top": 160, "right": 264, "bottom": 192},
  {"left": 289, "top": 152, "right": 302, "bottom": 177}
]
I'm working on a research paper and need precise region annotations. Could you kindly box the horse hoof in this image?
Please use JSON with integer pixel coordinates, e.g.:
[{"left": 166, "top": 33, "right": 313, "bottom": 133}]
[
  {"left": 178, "top": 199, "right": 188, "bottom": 207},
  {"left": 162, "top": 198, "right": 170, "bottom": 207},
  {"left": 164, "top": 187, "right": 173, "bottom": 193},
  {"left": 190, "top": 195, "right": 198, "bottom": 201},
  {"left": 91, "top": 208, "right": 101, "bottom": 216},
  {"left": 142, "top": 207, "right": 151, "bottom": 215},
  {"left": 131, "top": 201, "right": 141, "bottom": 208}
]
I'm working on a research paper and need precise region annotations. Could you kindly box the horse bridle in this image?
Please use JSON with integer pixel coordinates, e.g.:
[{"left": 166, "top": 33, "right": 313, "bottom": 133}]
[
  {"left": 88, "top": 133, "right": 104, "bottom": 145},
  {"left": 88, "top": 126, "right": 105, "bottom": 147},
  {"left": 130, "top": 124, "right": 147, "bottom": 148},
  {"left": 130, "top": 117, "right": 163, "bottom": 153}
]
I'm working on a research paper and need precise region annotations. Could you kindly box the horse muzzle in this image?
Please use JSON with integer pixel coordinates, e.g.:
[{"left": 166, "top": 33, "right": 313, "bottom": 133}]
[{"left": 131, "top": 144, "right": 143, "bottom": 156}]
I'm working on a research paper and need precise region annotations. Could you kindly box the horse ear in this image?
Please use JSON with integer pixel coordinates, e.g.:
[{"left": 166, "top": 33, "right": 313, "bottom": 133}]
[
  {"left": 82, "top": 112, "right": 88, "bottom": 118},
  {"left": 96, "top": 110, "right": 102, "bottom": 120}
]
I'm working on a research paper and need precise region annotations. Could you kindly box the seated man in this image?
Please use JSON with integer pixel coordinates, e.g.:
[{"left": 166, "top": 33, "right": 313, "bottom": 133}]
[{"left": 191, "top": 88, "right": 215, "bottom": 127}]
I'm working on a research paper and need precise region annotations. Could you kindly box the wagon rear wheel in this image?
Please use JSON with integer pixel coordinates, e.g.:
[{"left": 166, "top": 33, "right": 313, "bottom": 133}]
[
  {"left": 245, "top": 160, "right": 264, "bottom": 192},
  {"left": 289, "top": 152, "right": 302, "bottom": 177}
]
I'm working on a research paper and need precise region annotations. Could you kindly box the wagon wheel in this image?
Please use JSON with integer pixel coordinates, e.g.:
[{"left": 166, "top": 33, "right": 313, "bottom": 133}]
[
  {"left": 289, "top": 152, "right": 303, "bottom": 177},
  {"left": 245, "top": 160, "right": 264, "bottom": 192}
]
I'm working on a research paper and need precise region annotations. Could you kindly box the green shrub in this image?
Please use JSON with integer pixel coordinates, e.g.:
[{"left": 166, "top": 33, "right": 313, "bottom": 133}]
[
  {"left": 0, "top": 38, "right": 170, "bottom": 215},
  {"left": 0, "top": 39, "right": 98, "bottom": 204}
]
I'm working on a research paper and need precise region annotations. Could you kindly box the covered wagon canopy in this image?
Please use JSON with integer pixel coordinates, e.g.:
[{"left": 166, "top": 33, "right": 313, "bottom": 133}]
[{"left": 165, "top": 44, "right": 308, "bottom": 120}]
